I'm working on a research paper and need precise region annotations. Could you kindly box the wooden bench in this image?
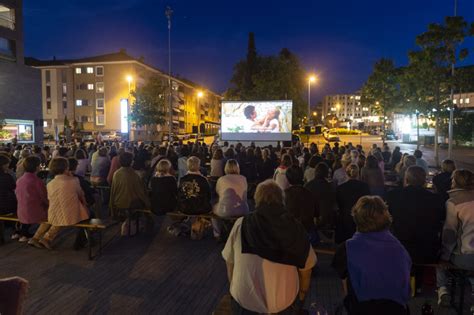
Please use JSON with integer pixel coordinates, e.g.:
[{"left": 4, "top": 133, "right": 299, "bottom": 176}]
[{"left": 0, "top": 213, "right": 118, "bottom": 260}]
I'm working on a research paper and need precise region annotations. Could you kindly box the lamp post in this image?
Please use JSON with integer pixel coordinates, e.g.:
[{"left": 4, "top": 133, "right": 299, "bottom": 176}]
[
  {"left": 126, "top": 75, "right": 133, "bottom": 141},
  {"left": 416, "top": 109, "right": 420, "bottom": 150},
  {"left": 448, "top": 0, "right": 458, "bottom": 159},
  {"left": 165, "top": 6, "right": 173, "bottom": 143},
  {"left": 307, "top": 75, "right": 316, "bottom": 124},
  {"left": 312, "top": 111, "right": 317, "bottom": 124},
  {"left": 197, "top": 90, "right": 203, "bottom": 140}
]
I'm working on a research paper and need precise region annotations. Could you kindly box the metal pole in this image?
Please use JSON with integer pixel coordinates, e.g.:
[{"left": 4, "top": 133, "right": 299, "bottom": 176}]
[
  {"left": 307, "top": 81, "right": 311, "bottom": 125},
  {"left": 416, "top": 111, "right": 420, "bottom": 150},
  {"left": 448, "top": 0, "right": 457, "bottom": 158},
  {"left": 166, "top": 6, "right": 173, "bottom": 143}
]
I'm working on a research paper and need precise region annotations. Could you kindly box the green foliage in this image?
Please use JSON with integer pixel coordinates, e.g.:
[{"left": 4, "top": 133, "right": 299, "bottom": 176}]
[
  {"left": 130, "top": 76, "right": 167, "bottom": 127},
  {"left": 226, "top": 34, "right": 307, "bottom": 121},
  {"left": 63, "top": 115, "right": 70, "bottom": 131},
  {"left": 361, "top": 58, "right": 401, "bottom": 116}
]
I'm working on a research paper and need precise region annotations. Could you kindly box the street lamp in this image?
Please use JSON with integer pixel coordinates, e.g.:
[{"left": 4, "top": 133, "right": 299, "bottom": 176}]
[
  {"left": 196, "top": 90, "right": 204, "bottom": 139},
  {"left": 125, "top": 75, "right": 133, "bottom": 141},
  {"left": 307, "top": 75, "right": 317, "bottom": 123}
]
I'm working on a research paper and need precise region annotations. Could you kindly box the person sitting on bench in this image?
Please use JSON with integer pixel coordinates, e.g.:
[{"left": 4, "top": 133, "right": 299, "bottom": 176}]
[
  {"left": 177, "top": 156, "right": 211, "bottom": 215},
  {"left": 437, "top": 169, "right": 474, "bottom": 307},
  {"left": 332, "top": 196, "right": 411, "bottom": 315},
  {"left": 29, "top": 157, "right": 89, "bottom": 250},
  {"left": 15, "top": 156, "right": 48, "bottom": 242}
]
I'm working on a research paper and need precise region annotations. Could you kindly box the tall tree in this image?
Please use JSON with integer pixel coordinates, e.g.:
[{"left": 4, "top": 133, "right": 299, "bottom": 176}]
[
  {"left": 360, "top": 58, "right": 401, "bottom": 142},
  {"left": 130, "top": 76, "right": 167, "bottom": 127},
  {"left": 406, "top": 16, "right": 473, "bottom": 166}
]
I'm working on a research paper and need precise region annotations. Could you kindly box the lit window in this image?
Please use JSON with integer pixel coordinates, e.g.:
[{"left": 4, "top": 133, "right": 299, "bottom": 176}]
[
  {"left": 76, "top": 100, "right": 83, "bottom": 106},
  {"left": 355, "top": 96, "right": 361, "bottom": 100},
  {"left": 87, "top": 67, "right": 94, "bottom": 74},
  {"left": 75, "top": 68, "right": 82, "bottom": 74},
  {"left": 96, "top": 99, "right": 104, "bottom": 109},
  {"left": 96, "top": 82, "right": 104, "bottom": 93},
  {"left": 96, "top": 66, "right": 104, "bottom": 76},
  {"left": 62, "top": 84, "right": 67, "bottom": 95},
  {"left": 87, "top": 84, "right": 94, "bottom": 90},
  {"left": 0, "top": 5, "right": 15, "bottom": 30},
  {"left": 460, "top": 99, "right": 464, "bottom": 104},
  {"left": 453, "top": 99, "right": 457, "bottom": 104},
  {"left": 96, "top": 114, "right": 105, "bottom": 125},
  {"left": 465, "top": 98, "right": 470, "bottom": 104},
  {"left": 43, "top": 121, "right": 48, "bottom": 128}
]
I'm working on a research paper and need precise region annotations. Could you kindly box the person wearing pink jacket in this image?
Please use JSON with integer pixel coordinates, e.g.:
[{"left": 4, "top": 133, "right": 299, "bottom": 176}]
[{"left": 14, "top": 156, "right": 48, "bottom": 242}]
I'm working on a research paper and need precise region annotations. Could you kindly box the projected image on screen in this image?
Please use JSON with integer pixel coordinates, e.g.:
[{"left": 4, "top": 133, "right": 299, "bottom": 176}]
[{"left": 221, "top": 101, "right": 292, "bottom": 141}]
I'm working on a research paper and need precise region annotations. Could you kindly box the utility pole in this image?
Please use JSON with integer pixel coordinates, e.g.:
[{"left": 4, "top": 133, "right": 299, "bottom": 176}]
[
  {"left": 165, "top": 6, "right": 173, "bottom": 143},
  {"left": 448, "top": 0, "right": 457, "bottom": 159}
]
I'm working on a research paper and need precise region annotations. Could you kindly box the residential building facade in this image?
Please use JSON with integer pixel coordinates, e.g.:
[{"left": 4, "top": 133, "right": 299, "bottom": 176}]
[
  {"left": 28, "top": 50, "right": 221, "bottom": 141},
  {"left": 0, "top": 0, "right": 42, "bottom": 144},
  {"left": 322, "top": 94, "right": 380, "bottom": 129}
]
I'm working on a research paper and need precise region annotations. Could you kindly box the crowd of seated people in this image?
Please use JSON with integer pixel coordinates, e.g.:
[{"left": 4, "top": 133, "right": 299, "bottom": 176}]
[{"left": 1, "top": 138, "right": 474, "bottom": 313}]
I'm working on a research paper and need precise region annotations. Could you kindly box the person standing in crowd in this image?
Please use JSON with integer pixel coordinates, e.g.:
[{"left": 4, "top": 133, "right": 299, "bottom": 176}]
[
  {"left": 285, "top": 165, "right": 318, "bottom": 245},
  {"left": 0, "top": 154, "right": 16, "bottom": 215},
  {"left": 257, "top": 148, "right": 275, "bottom": 181},
  {"left": 109, "top": 152, "right": 150, "bottom": 213},
  {"left": 332, "top": 196, "right": 411, "bottom": 315},
  {"left": 305, "top": 162, "right": 336, "bottom": 229},
  {"left": 15, "top": 149, "right": 31, "bottom": 180},
  {"left": 177, "top": 156, "right": 211, "bottom": 215},
  {"left": 222, "top": 180, "right": 317, "bottom": 314},
  {"left": 90, "top": 147, "right": 110, "bottom": 186},
  {"left": 177, "top": 145, "right": 190, "bottom": 181},
  {"left": 414, "top": 149, "right": 429, "bottom": 173},
  {"left": 303, "top": 155, "right": 322, "bottom": 184},
  {"left": 335, "top": 164, "right": 370, "bottom": 244},
  {"left": 390, "top": 146, "right": 402, "bottom": 170},
  {"left": 273, "top": 154, "right": 292, "bottom": 190},
  {"left": 432, "top": 159, "right": 456, "bottom": 202},
  {"left": 74, "top": 149, "right": 90, "bottom": 178},
  {"left": 15, "top": 156, "right": 48, "bottom": 242},
  {"left": 386, "top": 165, "right": 444, "bottom": 294},
  {"left": 210, "top": 148, "right": 225, "bottom": 178},
  {"left": 150, "top": 159, "right": 177, "bottom": 215},
  {"left": 212, "top": 159, "right": 249, "bottom": 238},
  {"left": 332, "top": 158, "right": 350, "bottom": 187},
  {"left": 361, "top": 155, "right": 385, "bottom": 197},
  {"left": 28, "top": 158, "right": 89, "bottom": 250},
  {"left": 437, "top": 169, "right": 474, "bottom": 307}
]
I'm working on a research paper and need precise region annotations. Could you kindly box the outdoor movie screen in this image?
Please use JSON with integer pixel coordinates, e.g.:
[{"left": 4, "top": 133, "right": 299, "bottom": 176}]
[{"left": 220, "top": 100, "right": 293, "bottom": 141}]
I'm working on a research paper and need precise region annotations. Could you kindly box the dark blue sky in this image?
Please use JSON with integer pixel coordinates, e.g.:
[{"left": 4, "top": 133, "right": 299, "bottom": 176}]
[{"left": 24, "top": 0, "right": 474, "bottom": 102}]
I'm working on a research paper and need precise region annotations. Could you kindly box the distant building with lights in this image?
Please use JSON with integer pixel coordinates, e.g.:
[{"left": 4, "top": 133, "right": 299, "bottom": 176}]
[
  {"left": 27, "top": 50, "right": 222, "bottom": 141},
  {"left": 0, "top": 0, "right": 43, "bottom": 144},
  {"left": 322, "top": 93, "right": 379, "bottom": 129}
]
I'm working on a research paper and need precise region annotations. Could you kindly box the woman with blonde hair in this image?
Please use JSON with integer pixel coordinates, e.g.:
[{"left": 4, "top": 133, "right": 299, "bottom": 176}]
[
  {"left": 332, "top": 196, "right": 411, "bottom": 314},
  {"left": 212, "top": 159, "right": 249, "bottom": 238},
  {"left": 150, "top": 159, "right": 177, "bottom": 215}
]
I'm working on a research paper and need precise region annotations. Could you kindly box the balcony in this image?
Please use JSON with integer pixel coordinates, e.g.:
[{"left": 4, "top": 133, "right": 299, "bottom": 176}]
[{"left": 0, "top": 6, "right": 15, "bottom": 30}]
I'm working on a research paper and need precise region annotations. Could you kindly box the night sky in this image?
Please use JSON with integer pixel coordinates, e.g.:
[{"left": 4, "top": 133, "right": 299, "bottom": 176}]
[{"left": 24, "top": 0, "right": 474, "bottom": 102}]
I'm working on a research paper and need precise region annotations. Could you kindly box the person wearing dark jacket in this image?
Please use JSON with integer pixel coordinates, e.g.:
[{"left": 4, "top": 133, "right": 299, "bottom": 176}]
[
  {"left": 0, "top": 154, "right": 17, "bottom": 214},
  {"left": 150, "top": 159, "right": 177, "bottom": 215},
  {"left": 177, "top": 156, "right": 211, "bottom": 214},
  {"left": 304, "top": 162, "right": 336, "bottom": 229},
  {"left": 335, "top": 164, "right": 370, "bottom": 244},
  {"left": 284, "top": 165, "right": 317, "bottom": 245},
  {"left": 432, "top": 159, "right": 456, "bottom": 202},
  {"left": 386, "top": 166, "right": 445, "bottom": 264}
]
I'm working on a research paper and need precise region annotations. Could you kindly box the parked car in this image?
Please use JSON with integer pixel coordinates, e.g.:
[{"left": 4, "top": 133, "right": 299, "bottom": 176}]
[{"left": 381, "top": 130, "right": 398, "bottom": 141}]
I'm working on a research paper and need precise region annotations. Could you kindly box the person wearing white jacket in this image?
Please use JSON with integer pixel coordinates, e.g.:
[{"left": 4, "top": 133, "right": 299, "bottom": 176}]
[{"left": 437, "top": 169, "right": 474, "bottom": 307}]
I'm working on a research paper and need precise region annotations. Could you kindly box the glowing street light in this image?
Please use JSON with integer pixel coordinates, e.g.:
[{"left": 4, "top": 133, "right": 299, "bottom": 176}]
[
  {"left": 126, "top": 75, "right": 133, "bottom": 94},
  {"left": 307, "top": 74, "right": 317, "bottom": 121},
  {"left": 197, "top": 91, "right": 204, "bottom": 98},
  {"left": 196, "top": 90, "right": 205, "bottom": 139}
]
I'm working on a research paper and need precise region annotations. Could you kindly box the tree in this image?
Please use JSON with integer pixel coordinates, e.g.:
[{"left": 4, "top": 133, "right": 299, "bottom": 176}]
[
  {"left": 130, "top": 76, "right": 167, "bottom": 127},
  {"left": 406, "top": 16, "right": 473, "bottom": 166},
  {"left": 360, "top": 58, "right": 401, "bottom": 142},
  {"left": 0, "top": 112, "right": 5, "bottom": 130},
  {"left": 226, "top": 34, "right": 307, "bottom": 121}
]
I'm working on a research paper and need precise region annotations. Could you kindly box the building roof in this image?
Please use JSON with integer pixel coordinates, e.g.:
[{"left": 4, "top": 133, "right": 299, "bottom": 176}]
[
  {"left": 25, "top": 50, "right": 142, "bottom": 67},
  {"left": 25, "top": 50, "right": 222, "bottom": 97}
]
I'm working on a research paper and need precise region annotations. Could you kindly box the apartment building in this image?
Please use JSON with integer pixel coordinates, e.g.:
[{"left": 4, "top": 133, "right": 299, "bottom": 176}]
[
  {"left": 0, "top": 0, "right": 42, "bottom": 143},
  {"left": 28, "top": 50, "right": 221, "bottom": 141},
  {"left": 322, "top": 94, "right": 373, "bottom": 119},
  {"left": 453, "top": 92, "right": 473, "bottom": 109}
]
